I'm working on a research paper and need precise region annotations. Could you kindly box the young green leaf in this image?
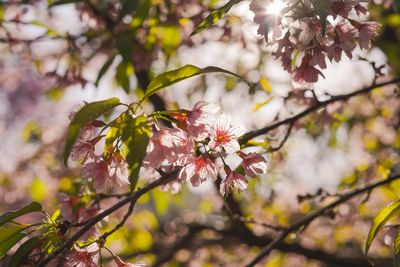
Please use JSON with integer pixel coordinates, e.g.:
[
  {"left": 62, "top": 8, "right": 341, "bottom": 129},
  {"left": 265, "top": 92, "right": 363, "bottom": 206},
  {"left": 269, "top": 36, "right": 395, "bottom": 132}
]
[
  {"left": 394, "top": 229, "right": 400, "bottom": 267},
  {"left": 63, "top": 98, "right": 120, "bottom": 165},
  {"left": 8, "top": 237, "right": 40, "bottom": 267},
  {"left": 0, "top": 224, "right": 27, "bottom": 258},
  {"left": 95, "top": 55, "right": 115, "bottom": 87},
  {"left": 365, "top": 199, "right": 400, "bottom": 255},
  {"left": 116, "top": 61, "right": 131, "bottom": 93},
  {"left": 145, "top": 65, "right": 243, "bottom": 98},
  {"left": 120, "top": 116, "right": 151, "bottom": 190},
  {"left": 0, "top": 202, "right": 42, "bottom": 228},
  {"left": 191, "top": 0, "right": 240, "bottom": 36}
]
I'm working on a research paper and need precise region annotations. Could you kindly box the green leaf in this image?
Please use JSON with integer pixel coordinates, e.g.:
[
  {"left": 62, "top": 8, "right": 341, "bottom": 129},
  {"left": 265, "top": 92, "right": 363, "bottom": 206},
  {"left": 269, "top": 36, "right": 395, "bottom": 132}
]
[
  {"left": 395, "top": 0, "right": 400, "bottom": 13},
  {"left": 394, "top": 229, "right": 400, "bottom": 267},
  {"left": 313, "top": 0, "right": 331, "bottom": 34},
  {"left": 95, "top": 55, "right": 115, "bottom": 87},
  {"left": 145, "top": 65, "right": 243, "bottom": 98},
  {"left": 119, "top": 0, "right": 140, "bottom": 19},
  {"left": 63, "top": 98, "right": 120, "bottom": 165},
  {"left": 116, "top": 61, "right": 131, "bottom": 94},
  {"left": 365, "top": 199, "right": 400, "bottom": 255},
  {"left": 8, "top": 237, "right": 40, "bottom": 267},
  {"left": 191, "top": 0, "right": 239, "bottom": 36},
  {"left": 120, "top": 116, "right": 151, "bottom": 190},
  {"left": 0, "top": 224, "right": 27, "bottom": 258},
  {"left": 49, "top": 0, "right": 83, "bottom": 6},
  {"left": 0, "top": 202, "right": 42, "bottom": 228},
  {"left": 116, "top": 35, "right": 134, "bottom": 61}
]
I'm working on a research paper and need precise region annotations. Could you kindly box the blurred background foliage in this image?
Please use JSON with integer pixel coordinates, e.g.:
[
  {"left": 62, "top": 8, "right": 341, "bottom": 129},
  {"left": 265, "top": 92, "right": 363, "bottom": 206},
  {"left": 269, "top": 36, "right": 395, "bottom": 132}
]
[{"left": 0, "top": 0, "right": 399, "bottom": 266}]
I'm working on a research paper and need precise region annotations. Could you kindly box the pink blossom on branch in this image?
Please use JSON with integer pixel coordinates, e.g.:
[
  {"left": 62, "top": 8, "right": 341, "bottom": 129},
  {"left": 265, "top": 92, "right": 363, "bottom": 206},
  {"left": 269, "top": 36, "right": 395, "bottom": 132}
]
[
  {"left": 178, "top": 155, "right": 218, "bottom": 186},
  {"left": 250, "top": 0, "right": 380, "bottom": 83},
  {"left": 82, "top": 153, "right": 130, "bottom": 192},
  {"left": 238, "top": 152, "right": 268, "bottom": 178},
  {"left": 114, "top": 257, "right": 145, "bottom": 267},
  {"left": 209, "top": 114, "right": 246, "bottom": 153},
  {"left": 65, "top": 243, "right": 99, "bottom": 267},
  {"left": 220, "top": 168, "right": 248, "bottom": 196}
]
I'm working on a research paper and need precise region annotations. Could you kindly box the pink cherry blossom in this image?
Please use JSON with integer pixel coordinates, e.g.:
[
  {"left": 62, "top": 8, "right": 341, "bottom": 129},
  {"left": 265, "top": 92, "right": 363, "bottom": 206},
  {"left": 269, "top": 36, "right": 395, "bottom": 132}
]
[
  {"left": 114, "top": 256, "right": 145, "bottom": 267},
  {"left": 65, "top": 243, "right": 99, "bottom": 267},
  {"left": 293, "top": 56, "right": 324, "bottom": 83},
  {"left": 209, "top": 114, "right": 246, "bottom": 153},
  {"left": 71, "top": 136, "right": 102, "bottom": 162},
  {"left": 108, "top": 154, "right": 130, "bottom": 187},
  {"left": 81, "top": 153, "right": 129, "bottom": 192},
  {"left": 144, "top": 128, "right": 193, "bottom": 169},
  {"left": 82, "top": 156, "right": 110, "bottom": 191},
  {"left": 57, "top": 193, "right": 81, "bottom": 222},
  {"left": 178, "top": 155, "right": 218, "bottom": 186},
  {"left": 239, "top": 152, "right": 268, "bottom": 178},
  {"left": 356, "top": 22, "right": 380, "bottom": 50},
  {"left": 220, "top": 168, "right": 248, "bottom": 196}
]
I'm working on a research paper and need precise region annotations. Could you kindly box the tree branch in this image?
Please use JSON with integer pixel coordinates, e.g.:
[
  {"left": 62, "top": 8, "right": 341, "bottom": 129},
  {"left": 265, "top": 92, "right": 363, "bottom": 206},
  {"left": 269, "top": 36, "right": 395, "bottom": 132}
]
[
  {"left": 37, "top": 170, "right": 179, "bottom": 267},
  {"left": 246, "top": 172, "right": 400, "bottom": 266},
  {"left": 240, "top": 78, "right": 400, "bottom": 144}
]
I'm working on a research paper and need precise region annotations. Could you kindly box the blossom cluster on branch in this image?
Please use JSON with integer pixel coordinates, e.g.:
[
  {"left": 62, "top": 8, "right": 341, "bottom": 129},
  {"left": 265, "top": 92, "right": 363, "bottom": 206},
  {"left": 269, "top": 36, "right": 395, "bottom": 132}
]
[
  {"left": 250, "top": 0, "right": 380, "bottom": 83},
  {"left": 70, "top": 101, "right": 268, "bottom": 196},
  {"left": 144, "top": 101, "right": 268, "bottom": 196}
]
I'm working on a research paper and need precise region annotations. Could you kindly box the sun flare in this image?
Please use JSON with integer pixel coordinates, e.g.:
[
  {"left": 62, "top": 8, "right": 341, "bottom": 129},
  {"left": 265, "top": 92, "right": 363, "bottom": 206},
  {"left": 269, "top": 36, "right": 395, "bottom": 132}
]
[{"left": 267, "top": 0, "right": 287, "bottom": 15}]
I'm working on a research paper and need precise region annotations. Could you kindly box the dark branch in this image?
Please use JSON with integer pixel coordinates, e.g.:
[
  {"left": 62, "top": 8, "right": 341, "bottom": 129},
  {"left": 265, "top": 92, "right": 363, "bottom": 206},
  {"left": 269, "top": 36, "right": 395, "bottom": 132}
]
[
  {"left": 246, "top": 172, "right": 400, "bottom": 266},
  {"left": 240, "top": 78, "right": 400, "bottom": 144},
  {"left": 37, "top": 170, "right": 179, "bottom": 267}
]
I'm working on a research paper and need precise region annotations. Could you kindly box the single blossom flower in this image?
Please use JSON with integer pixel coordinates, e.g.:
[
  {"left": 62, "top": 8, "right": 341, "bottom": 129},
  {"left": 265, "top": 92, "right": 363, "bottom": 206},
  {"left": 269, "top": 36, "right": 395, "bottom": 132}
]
[
  {"left": 171, "top": 101, "right": 220, "bottom": 140},
  {"left": 239, "top": 152, "right": 268, "bottom": 177},
  {"left": 220, "top": 168, "right": 248, "bottom": 196},
  {"left": 108, "top": 153, "right": 130, "bottom": 187},
  {"left": 114, "top": 256, "right": 145, "bottom": 267},
  {"left": 209, "top": 114, "right": 246, "bottom": 153},
  {"left": 65, "top": 243, "right": 99, "bottom": 267},
  {"left": 144, "top": 128, "right": 192, "bottom": 168},
  {"left": 356, "top": 22, "right": 380, "bottom": 50},
  {"left": 71, "top": 136, "right": 102, "bottom": 162},
  {"left": 178, "top": 155, "right": 218, "bottom": 186},
  {"left": 82, "top": 153, "right": 129, "bottom": 192},
  {"left": 82, "top": 156, "right": 110, "bottom": 191}
]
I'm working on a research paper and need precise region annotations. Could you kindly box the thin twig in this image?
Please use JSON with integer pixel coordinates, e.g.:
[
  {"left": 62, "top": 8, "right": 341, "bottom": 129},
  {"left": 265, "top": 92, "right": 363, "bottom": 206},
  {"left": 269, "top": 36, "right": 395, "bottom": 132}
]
[
  {"left": 37, "top": 170, "right": 179, "bottom": 267},
  {"left": 240, "top": 78, "right": 400, "bottom": 144},
  {"left": 246, "top": 172, "right": 400, "bottom": 266}
]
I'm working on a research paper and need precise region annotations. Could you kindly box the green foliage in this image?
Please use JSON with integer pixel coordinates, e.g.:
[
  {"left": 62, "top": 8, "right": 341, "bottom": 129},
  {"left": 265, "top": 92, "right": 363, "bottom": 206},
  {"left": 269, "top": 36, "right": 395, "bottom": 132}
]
[
  {"left": 394, "top": 229, "right": 400, "bottom": 267},
  {"left": 365, "top": 199, "right": 400, "bottom": 255},
  {"left": 0, "top": 224, "right": 27, "bottom": 258},
  {"left": 48, "top": 0, "right": 83, "bottom": 6},
  {"left": 8, "top": 237, "right": 40, "bottom": 267},
  {"left": 191, "top": 0, "right": 240, "bottom": 36},
  {"left": 394, "top": 0, "right": 400, "bottom": 13},
  {"left": 22, "top": 121, "right": 42, "bottom": 143},
  {"left": 0, "top": 202, "right": 42, "bottom": 228},
  {"left": 116, "top": 61, "right": 132, "bottom": 93},
  {"left": 0, "top": 202, "right": 42, "bottom": 263},
  {"left": 63, "top": 97, "right": 120, "bottom": 165},
  {"left": 95, "top": 55, "right": 116, "bottom": 87},
  {"left": 120, "top": 115, "right": 151, "bottom": 190},
  {"left": 145, "top": 65, "right": 244, "bottom": 98}
]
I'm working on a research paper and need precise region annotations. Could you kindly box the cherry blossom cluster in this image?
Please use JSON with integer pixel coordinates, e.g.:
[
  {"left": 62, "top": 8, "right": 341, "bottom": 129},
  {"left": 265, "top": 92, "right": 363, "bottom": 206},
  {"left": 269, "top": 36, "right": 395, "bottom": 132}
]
[
  {"left": 69, "top": 101, "right": 268, "bottom": 196},
  {"left": 65, "top": 243, "right": 145, "bottom": 267},
  {"left": 69, "top": 111, "right": 130, "bottom": 192},
  {"left": 250, "top": 0, "right": 380, "bottom": 83},
  {"left": 144, "top": 101, "right": 268, "bottom": 196}
]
